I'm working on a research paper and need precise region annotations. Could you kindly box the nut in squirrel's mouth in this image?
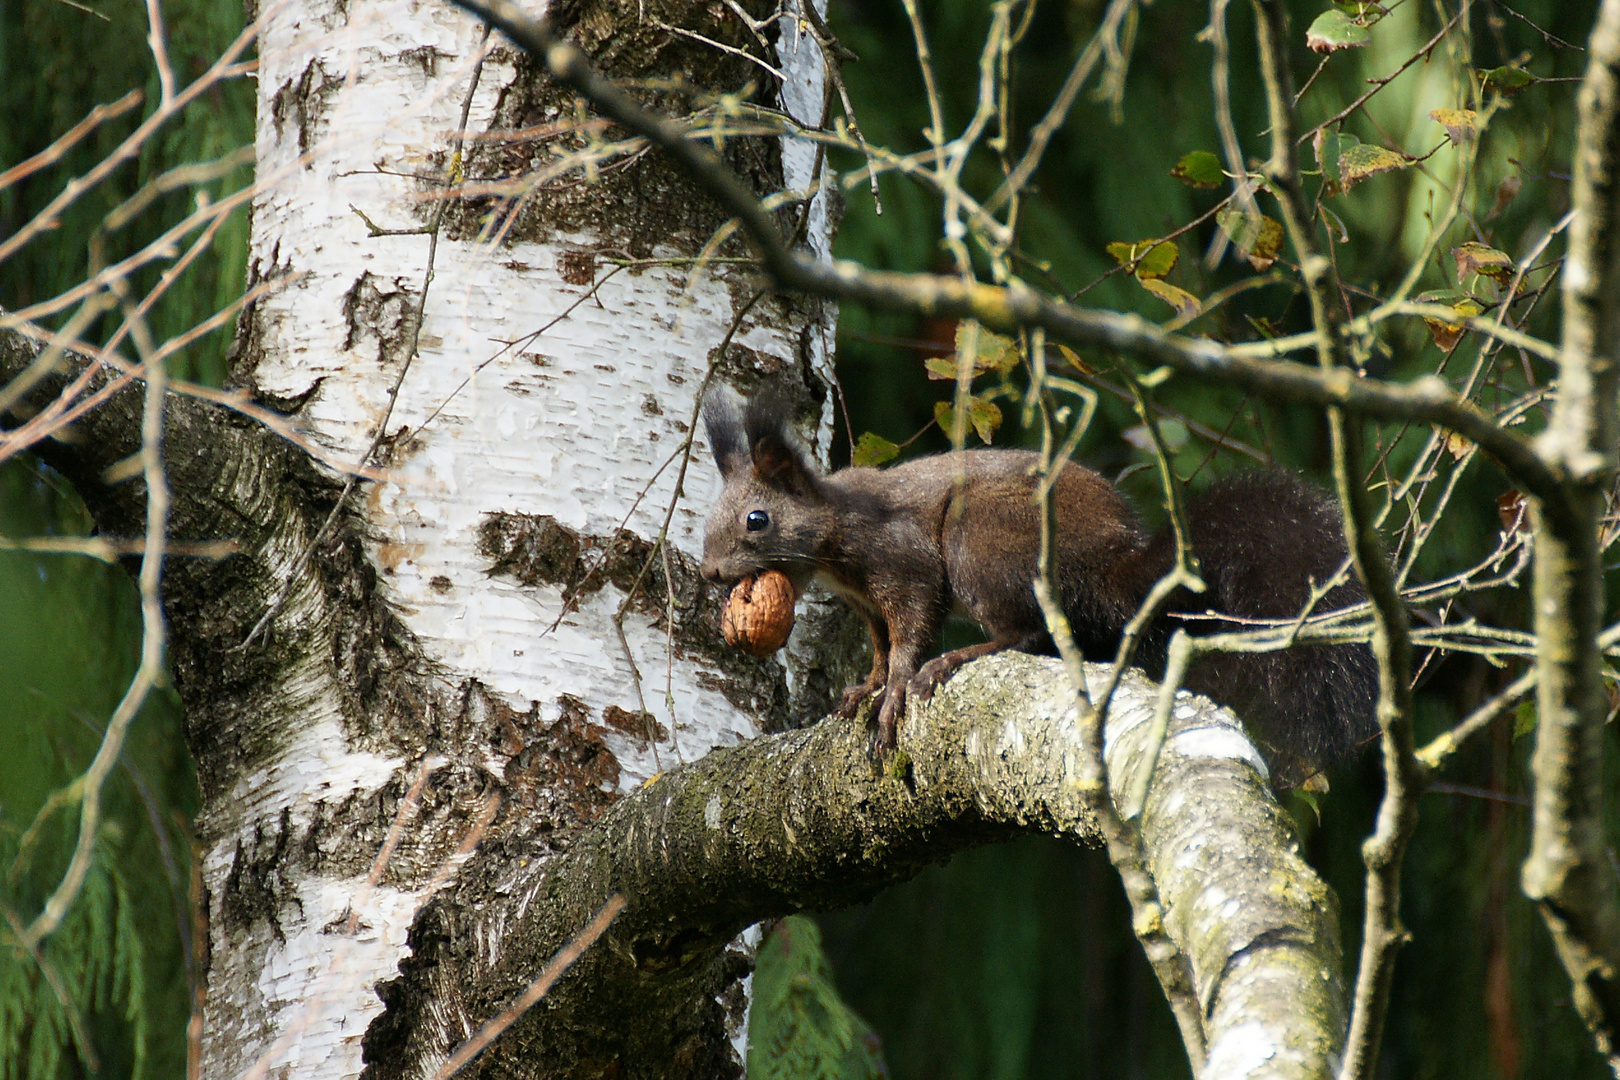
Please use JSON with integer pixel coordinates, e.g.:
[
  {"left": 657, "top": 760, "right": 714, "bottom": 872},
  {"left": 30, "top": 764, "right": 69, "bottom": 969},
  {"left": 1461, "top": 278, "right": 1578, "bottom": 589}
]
[{"left": 720, "top": 571, "right": 799, "bottom": 656}]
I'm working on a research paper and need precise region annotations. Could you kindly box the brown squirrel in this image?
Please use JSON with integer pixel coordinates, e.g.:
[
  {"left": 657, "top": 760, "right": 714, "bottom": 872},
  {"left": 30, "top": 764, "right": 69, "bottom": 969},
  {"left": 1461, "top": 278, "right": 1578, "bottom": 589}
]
[{"left": 699, "top": 389, "right": 1377, "bottom": 785}]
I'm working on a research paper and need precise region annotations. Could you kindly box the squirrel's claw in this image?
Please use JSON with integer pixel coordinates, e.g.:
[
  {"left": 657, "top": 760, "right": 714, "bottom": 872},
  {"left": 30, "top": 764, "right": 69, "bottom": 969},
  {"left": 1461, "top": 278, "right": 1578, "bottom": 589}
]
[
  {"left": 833, "top": 682, "right": 875, "bottom": 720},
  {"left": 869, "top": 686, "right": 905, "bottom": 758}
]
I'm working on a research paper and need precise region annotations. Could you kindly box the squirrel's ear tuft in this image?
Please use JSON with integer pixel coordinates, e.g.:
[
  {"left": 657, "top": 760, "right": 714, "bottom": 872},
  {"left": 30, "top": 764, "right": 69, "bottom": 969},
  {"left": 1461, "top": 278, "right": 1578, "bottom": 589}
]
[
  {"left": 702, "top": 390, "right": 749, "bottom": 479},
  {"left": 743, "top": 387, "right": 822, "bottom": 497}
]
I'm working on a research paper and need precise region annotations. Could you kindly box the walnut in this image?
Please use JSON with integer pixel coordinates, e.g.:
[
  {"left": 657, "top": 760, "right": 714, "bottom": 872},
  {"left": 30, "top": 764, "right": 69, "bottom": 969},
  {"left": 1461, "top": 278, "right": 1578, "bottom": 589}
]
[{"left": 721, "top": 571, "right": 797, "bottom": 656}]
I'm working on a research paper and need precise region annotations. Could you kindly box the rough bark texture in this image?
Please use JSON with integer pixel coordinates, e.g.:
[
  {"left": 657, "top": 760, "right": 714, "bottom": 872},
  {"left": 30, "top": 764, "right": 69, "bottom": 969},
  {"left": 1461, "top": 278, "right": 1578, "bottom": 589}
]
[{"left": 1525, "top": 0, "right": 1620, "bottom": 1062}]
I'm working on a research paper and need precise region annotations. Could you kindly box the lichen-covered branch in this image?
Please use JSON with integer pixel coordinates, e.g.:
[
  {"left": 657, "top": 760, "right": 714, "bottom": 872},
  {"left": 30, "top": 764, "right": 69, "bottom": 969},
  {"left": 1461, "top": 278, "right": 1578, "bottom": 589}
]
[
  {"left": 361, "top": 652, "right": 1345, "bottom": 1079},
  {"left": 1524, "top": 0, "right": 1620, "bottom": 1063}
]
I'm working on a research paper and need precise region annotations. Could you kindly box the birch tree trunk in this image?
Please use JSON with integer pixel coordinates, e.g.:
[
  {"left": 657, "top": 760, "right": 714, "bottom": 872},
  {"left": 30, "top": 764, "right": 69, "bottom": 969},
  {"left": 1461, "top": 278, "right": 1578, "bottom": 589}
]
[{"left": 187, "top": 0, "right": 840, "bottom": 1075}]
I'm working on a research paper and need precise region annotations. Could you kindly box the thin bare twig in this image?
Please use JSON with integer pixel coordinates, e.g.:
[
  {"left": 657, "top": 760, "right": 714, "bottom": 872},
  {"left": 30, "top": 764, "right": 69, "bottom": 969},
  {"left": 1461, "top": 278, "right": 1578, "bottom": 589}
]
[
  {"left": 0, "top": 8, "right": 262, "bottom": 266},
  {"left": 0, "top": 89, "right": 144, "bottom": 193},
  {"left": 984, "top": 0, "right": 1138, "bottom": 214},
  {"left": 143, "top": 0, "right": 177, "bottom": 106},
  {"left": 20, "top": 282, "right": 169, "bottom": 950}
]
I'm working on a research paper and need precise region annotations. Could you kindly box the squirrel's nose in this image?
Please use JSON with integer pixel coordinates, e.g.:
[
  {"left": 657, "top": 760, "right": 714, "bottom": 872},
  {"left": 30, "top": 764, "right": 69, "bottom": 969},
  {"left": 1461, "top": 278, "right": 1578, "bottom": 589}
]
[{"left": 701, "top": 561, "right": 723, "bottom": 582}]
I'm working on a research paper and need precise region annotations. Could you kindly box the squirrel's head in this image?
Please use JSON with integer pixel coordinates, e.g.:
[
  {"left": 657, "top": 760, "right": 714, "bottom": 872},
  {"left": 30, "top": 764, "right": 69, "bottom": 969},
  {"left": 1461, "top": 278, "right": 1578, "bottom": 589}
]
[{"left": 700, "top": 388, "right": 829, "bottom": 586}]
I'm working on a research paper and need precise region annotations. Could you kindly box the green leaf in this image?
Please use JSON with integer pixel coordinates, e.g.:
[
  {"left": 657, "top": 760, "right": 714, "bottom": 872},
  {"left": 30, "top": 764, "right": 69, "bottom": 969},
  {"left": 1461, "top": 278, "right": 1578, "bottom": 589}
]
[
  {"left": 1215, "top": 207, "right": 1284, "bottom": 270},
  {"left": 1514, "top": 699, "right": 1538, "bottom": 739},
  {"left": 1479, "top": 65, "right": 1536, "bottom": 97},
  {"left": 934, "top": 396, "right": 1003, "bottom": 444},
  {"left": 1170, "top": 150, "right": 1224, "bottom": 189},
  {"left": 1314, "top": 129, "right": 1350, "bottom": 192},
  {"left": 1306, "top": 10, "right": 1371, "bottom": 53},
  {"left": 1290, "top": 783, "right": 1323, "bottom": 824},
  {"left": 851, "top": 432, "right": 900, "bottom": 467},
  {"left": 1315, "top": 130, "right": 1411, "bottom": 193},
  {"left": 1106, "top": 239, "right": 1179, "bottom": 280}
]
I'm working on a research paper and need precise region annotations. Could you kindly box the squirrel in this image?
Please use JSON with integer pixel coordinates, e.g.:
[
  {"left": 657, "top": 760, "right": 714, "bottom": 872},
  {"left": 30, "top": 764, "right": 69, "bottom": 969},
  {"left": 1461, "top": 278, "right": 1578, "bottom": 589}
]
[{"left": 698, "top": 389, "right": 1378, "bottom": 786}]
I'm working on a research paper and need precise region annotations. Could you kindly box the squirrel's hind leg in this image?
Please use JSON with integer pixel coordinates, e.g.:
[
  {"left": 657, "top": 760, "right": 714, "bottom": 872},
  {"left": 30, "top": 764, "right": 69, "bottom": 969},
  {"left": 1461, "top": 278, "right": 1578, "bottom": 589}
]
[
  {"left": 909, "top": 629, "right": 1049, "bottom": 703},
  {"left": 834, "top": 613, "right": 892, "bottom": 719}
]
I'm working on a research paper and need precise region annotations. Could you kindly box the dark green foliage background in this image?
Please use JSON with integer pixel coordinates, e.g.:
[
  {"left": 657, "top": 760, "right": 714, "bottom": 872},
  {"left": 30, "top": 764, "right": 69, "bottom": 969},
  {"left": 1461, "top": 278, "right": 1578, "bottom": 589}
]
[
  {"left": 0, "top": 0, "right": 1614, "bottom": 1076},
  {"left": 1, "top": 0, "right": 243, "bottom": 1071}
]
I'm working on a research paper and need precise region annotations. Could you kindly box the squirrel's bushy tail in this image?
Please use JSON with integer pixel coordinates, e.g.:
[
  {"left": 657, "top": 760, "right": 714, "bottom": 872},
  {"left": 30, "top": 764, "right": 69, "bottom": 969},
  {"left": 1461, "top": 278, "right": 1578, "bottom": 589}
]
[{"left": 1146, "top": 471, "right": 1379, "bottom": 786}]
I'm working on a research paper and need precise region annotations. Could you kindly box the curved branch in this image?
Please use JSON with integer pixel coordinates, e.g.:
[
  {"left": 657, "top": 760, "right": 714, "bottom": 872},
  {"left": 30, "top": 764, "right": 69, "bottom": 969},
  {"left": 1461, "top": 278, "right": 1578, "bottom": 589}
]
[
  {"left": 450, "top": 0, "right": 1572, "bottom": 528},
  {"left": 363, "top": 653, "right": 1346, "bottom": 1079}
]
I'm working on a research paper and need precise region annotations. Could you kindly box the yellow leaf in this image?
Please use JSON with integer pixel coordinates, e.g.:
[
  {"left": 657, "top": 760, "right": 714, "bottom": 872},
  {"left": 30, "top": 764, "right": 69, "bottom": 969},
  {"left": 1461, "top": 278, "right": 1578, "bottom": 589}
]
[
  {"left": 1415, "top": 289, "right": 1482, "bottom": 351},
  {"left": 1430, "top": 108, "right": 1478, "bottom": 145},
  {"left": 1453, "top": 241, "right": 1514, "bottom": 288},
  {"left": 1056, "top": 344, "right": 1095, "bottom": 375},
  {"left": 1337, "top": 142, "right": 1413, "bottom": 189},
  {"left": 955, "top": 321, "right": 1020, "bottom": 374},
  {"left": 1139, "top": 277, "right": 1202, "bottom": 320},
  {"left": 1215, "top": 208, "right": 1285, "bottom": 270}
]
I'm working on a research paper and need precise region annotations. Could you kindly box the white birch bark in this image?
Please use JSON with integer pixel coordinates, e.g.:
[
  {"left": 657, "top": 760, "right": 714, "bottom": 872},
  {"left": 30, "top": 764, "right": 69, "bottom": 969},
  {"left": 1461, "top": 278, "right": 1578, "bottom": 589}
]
[{"left": 202, "top": 1, "right": 832, "bottom": 1075}]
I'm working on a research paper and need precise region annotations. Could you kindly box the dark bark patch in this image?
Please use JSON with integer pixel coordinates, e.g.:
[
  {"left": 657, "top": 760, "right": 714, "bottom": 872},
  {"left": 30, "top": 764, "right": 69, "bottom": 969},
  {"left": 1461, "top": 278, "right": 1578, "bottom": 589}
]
[
  {"left": 341, "top": 272, "right": 421, "bottom": 366},
  {"left": 270, "top": 59, "right": 344, "bottom": 156},
  {"left": 224, "top": 242, "right": 285, "bottom": 389},
  {"left": 708, "top": 340, "right": 799, "bottom": 395},
  {"left": 437, "top": 0, "right": 785, "bottom": 253},
  {"left": 603, "top": 703, "right": 668, "bottom": 745},
  {"left": 479, "top": 511, "right": 585, "bottom": 589},
  {"left": 477, "top": 511, "right": 792, "bottom": 728},
  {"left": 220, "top": 806, "right": 301, "bottom": 941},
  {"left": 502, "top": 692, "right": 621, "bottom": 833},
  {"left": 398, "top": 45, "right": 452, "bottom": 79},
  {"left": 558, "top": 248, "right": 598, "bottom": 284}
]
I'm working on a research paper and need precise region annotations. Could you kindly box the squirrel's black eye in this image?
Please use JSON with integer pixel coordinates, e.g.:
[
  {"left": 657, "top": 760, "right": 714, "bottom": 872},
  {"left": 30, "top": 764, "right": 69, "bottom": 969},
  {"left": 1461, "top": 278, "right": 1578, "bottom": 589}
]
[{"left": 746, "top": 510, "right": 769, "bottom": 532}]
